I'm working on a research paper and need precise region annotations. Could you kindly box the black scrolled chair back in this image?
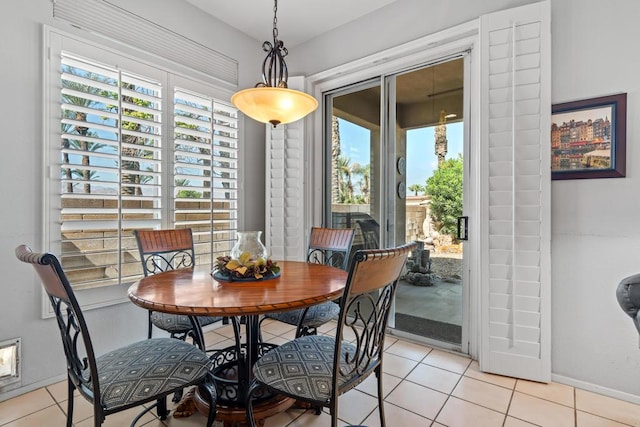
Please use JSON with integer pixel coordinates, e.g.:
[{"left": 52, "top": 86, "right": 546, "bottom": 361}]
[
  {"left": 307, "top": 247, "right": 345, "bottom": 268},
  {"left": 15, "top": 245, "right": 100, "bottom": 408},
  {"left": 133, "top": 228, "right": 225, "bottom": 352},
  {"left": 334, "top": 242, "right": 417, "bottom": 389},
  {"left": 15, "top": 244, "right": 218, "bottom": 427},
  {"left": 356, "top": 218, "right": 380, "bottom": 250},
  {"left": 306, "top": 227, "right": 356, "bottom": 270},
  {"left": 247, "top": 241, "right": 417, "bottom": 427},
  {"left": 133, "top": 228, "right": 195, "bottom": 277},
  {"left": 259, "top": 227, "right": 356, "bottom": 339},
  {"left": 339, "top": 278, "right": 393, "bottom": 380}
]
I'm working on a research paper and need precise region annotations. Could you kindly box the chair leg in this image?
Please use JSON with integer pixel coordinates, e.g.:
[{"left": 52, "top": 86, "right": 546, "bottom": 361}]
[
  {"left": 172, "top": 389, "right": 184, "bottom": 403},
  {"left": 376, "top": 366, "right": 386, "bottom": 427},
  {"left": 147, "top": 311, "right": 153, "bottom": 339},
  {"left": 66, "top": 380, "right": 74, "bottom": 427},
  {"left": 186, "top": 316, "right": 206, "bottom": 351},
  {"left": 330, "top": 402, "right": 338, "bottom": 427},
  {"left": 200, "top": 374, "right": 218, "bottom": 427},
  {"left": 245, "top": 380, "right": 260, "bottom": 427},
  {"left": 294, "top": 307, "right": 311, "bottom": 338},
  {"left": 156, "top": 396, "right": 169, "bottom": 420},
  {"left": 257, "top": 315, "right": 267, "bottom": 342},
  {"left": 231, "top": 316, "right": 242, "bottom": 347}
]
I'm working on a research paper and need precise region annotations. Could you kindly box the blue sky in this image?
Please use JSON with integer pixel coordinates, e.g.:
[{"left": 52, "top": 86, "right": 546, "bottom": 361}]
[{"left": 338, "top": 119, "right": 464, "bottom": 194}]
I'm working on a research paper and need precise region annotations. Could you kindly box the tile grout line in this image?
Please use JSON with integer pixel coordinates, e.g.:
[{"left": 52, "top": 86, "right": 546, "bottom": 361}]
[
  {"left": 574, "top": 385, "right": 578, "bottom": 427},
  {"left": 43, "top": 386, "right": 69, "bottom": 423},
  {"left": 429, "top": 360, "right": 469, "bottom": 426},
  {"left": 501, "top": 378, "right": 516, "bottom": 427}
]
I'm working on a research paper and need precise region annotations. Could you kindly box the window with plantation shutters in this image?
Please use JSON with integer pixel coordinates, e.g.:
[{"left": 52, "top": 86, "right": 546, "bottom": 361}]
[
  {"left": 47, "top": 29, "right": 239, "bottom": 295},
  {"left": 173, "top": 89, "right": 238, "bottom": 265}
]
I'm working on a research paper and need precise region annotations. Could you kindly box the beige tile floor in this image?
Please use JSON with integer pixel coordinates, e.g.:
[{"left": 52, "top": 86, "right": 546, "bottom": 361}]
[{"left": 2, "top": 319, "right": 640, "bottom": 427}]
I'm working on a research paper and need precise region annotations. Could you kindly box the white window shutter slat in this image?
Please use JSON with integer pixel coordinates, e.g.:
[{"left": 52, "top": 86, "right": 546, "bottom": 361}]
[
  {"left": 479, "top": 0, "right": 551, "bottom": 382},
  {"left": 265, "top": 77, "right": 307, "bottom": 261}
]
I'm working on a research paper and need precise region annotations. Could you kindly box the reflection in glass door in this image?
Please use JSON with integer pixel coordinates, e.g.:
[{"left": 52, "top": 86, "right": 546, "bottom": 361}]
[
  {"left": 325, "top": 80, "right": 382, "bottom": 256},
  {"left": 390, "top": 59, "right": 465, "bottom": 348},
  {"left": 324, "top": 57, "right": 467, "bottom": 350}
]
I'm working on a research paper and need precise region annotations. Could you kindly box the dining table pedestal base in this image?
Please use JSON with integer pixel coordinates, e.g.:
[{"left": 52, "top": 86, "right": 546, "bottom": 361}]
[{"left": 193, "top": 387, "right": 294, "bottom": 427}]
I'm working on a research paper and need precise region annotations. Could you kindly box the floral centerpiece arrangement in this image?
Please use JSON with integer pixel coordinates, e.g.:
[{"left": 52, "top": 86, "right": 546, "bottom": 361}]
[{"left": 214, "top": 252, "right": 280, "bottom": 281}]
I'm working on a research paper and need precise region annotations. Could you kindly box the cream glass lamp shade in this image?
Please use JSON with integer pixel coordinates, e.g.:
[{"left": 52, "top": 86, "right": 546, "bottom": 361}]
[{"left": 231, "top": 87, "right": 318, "bottom": 127}]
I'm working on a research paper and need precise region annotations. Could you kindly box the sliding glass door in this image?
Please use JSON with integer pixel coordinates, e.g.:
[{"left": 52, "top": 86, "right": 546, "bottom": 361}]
[{"left": 324, "top": 57, "right": 468, "bottom": 351}]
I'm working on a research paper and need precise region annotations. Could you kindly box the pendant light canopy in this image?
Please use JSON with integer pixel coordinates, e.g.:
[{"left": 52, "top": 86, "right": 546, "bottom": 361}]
[{"left": 231, "top": 0, "right": 318, "bottom": 127}]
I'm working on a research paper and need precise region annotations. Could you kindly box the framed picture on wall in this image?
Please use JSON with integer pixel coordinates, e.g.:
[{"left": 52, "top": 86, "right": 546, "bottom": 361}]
[{"left": 551, "top": 93, "right": 626, "bottom": 180}]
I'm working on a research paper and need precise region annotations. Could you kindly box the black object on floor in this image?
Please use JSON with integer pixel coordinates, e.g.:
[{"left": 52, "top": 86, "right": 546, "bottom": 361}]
[{"left": 394, "top": 313, "right": 462, "bottom": 344}]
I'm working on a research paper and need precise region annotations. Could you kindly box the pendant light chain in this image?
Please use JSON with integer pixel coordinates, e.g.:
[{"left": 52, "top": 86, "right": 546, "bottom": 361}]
[
  {"left": 259, "top": 0, "right": 288, "bottom": 89},
  {"left": 273, "top": 0, "right": 278, "bottom": 42}
]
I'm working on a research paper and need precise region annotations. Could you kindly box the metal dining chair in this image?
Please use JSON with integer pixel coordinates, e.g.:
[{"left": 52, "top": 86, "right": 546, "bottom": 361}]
[
  {"left": 133, "top": 228, "right": 223, "bottom": 347},
  {"left": 247, "top": 241, "right": 417, "bottom": 427},
  {"left": 357, "top": 218, "right": 380, "bottom": 249},
  {"left": 15, "top": 244, "right": 218, "bottom": 427},
  {"left": 260, "top": 227, "right": 355, "bottom": 337}
]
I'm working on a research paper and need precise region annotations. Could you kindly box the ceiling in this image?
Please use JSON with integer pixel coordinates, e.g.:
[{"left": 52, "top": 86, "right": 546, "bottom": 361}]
[
  {"left": 185, "top": 0, "right": 464, "bottom": 129},
  {"left": 334, "top": 59, "right": 464, "bottom": 130},
  {"left": 184, "top": 0, "right": 400, "bottom": 47}
]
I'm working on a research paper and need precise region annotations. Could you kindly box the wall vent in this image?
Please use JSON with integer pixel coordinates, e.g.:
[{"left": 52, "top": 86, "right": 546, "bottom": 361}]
[{"left": 0, "top": 338, "right": 21, "bottom": 388}]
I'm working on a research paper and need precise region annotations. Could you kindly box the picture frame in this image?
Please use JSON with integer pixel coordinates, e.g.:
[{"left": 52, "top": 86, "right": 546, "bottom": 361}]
[{"left": 551, "top": 93, "right": 626, "bottom": 180}]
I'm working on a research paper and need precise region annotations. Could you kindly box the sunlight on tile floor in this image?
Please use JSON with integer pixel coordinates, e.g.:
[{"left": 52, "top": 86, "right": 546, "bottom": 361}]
[{"left": 1, "top": 319, "right": 639, "bottom": 427}]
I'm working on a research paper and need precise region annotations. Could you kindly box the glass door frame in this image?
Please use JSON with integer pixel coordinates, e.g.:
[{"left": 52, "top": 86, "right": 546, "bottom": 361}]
[
  {"left": 307, "top": 24, "right": 480, "bottom": 357},
  {"left": 320, "top": 57, "right": 471, "bottom": 354}
]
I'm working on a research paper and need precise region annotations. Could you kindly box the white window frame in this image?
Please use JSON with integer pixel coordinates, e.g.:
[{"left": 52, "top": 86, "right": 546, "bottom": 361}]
[{"left": 43, "top": 25, "right": 242, "bottom": 315}]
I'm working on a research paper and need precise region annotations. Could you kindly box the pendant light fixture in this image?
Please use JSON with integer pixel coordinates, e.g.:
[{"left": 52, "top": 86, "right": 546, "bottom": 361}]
[{"left": 231, "top": 0, "right": 318, "bottom": 127}]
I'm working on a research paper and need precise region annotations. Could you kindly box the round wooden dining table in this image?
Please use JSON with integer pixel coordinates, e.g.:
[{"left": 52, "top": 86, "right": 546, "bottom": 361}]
[{"left": 128, "top": 261, "right": 348, "bottom": 427}]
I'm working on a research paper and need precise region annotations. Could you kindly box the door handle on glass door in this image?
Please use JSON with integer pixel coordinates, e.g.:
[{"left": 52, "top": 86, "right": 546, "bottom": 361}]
[{"left": 457, "top": 216, "right": 468, "bottom": 241}]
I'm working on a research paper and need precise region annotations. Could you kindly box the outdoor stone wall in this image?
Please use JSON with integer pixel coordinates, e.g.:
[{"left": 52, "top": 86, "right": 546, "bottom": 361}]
[
  {"left": 60, "top": 197, "right": 234, "bottom": 286},
  {"left": 333, "top": 198, "right": 460, "bottom": 254}
]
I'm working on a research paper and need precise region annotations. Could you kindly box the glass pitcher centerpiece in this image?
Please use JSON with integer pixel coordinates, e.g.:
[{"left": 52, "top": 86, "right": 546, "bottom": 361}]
[
  {"left": 231, "top": 231, "right": 268, "bottom": 261},
  {"left": 214, "top": 231, "right": 280, "bottom": 281}
]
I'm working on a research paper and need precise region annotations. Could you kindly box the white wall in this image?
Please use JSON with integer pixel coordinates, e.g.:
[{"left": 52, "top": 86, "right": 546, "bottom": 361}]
[
  {"left": 289, "top": 0, "right": 640, "bottom": 400},
  {"left": 0, "top": 0, "right": 264, "bottom": 399},
  {"left": 289, "top": 0, "right": 536, "bottom": 75},
  {"left": 549, "top": 0, "right": 640, "bottom": 400}
]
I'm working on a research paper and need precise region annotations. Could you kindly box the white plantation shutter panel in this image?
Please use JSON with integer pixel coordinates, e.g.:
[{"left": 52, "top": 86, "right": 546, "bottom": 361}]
[
  {"left": 265, "top": 77, "right": 307, "bottom": 260},
  {"left": 60, "top": 53, "right": 163, "bottom": 288},
  {"left": 479, "top": 1, "right": 551, "bottom": 381},
  {"left": 174, "top": 89, "right": 239, "bottom": 265}
]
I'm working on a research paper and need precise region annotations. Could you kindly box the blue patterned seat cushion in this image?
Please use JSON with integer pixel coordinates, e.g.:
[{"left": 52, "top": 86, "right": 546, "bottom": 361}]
[
  {"left": 252, "top": 335, "right": 372, "bottom": 403},
  {"left": 93, "top": 338, "right": 211, "bottom": 410},
  {"left": 150, "top": 312, "right": 221, "bottom": 334},
  {"left": 264, "top": 302, "right": 340, "bottom": 329}
]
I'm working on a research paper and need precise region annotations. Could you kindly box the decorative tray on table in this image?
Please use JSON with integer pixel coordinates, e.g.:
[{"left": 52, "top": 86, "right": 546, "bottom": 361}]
[
  {"left": 212, "top": 254, "right": 280, "bottom": 282},
  {"left": 212, "top": 271, "right": 280, "bottom": 282}
]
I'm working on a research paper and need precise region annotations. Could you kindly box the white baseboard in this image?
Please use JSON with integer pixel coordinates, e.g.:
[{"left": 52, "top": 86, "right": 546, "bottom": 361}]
[
  {"left": 0, "top": 373, "right": 66, "bottom": 403},
  {"left": 552, "top": 373, "right": 640, "bottom": 405}
]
